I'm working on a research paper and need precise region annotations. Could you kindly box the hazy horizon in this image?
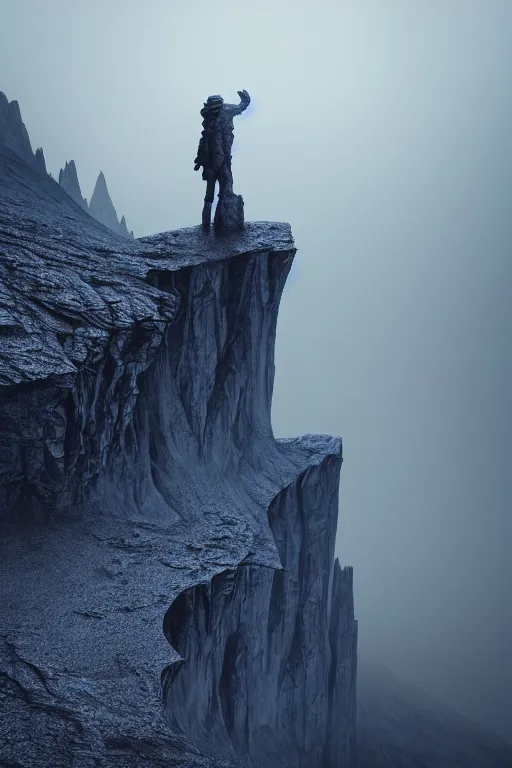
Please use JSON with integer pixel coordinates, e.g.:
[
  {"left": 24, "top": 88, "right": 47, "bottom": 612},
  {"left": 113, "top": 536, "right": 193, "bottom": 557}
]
[{"left": 1, "top": 0, "right": 511, "bottom": 743}]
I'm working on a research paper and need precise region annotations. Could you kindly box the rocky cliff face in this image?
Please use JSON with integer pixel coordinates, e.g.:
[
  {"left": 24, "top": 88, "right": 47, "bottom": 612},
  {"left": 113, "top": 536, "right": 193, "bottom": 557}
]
[
  {"left": 0, "top": 144, "right": 357, "bottom": 767},
  {"left": 164, "top": 458, "right": 357, "bottom": 767},
  {"left": 0, "top": 90, "right": 47, "bottom": 174}
]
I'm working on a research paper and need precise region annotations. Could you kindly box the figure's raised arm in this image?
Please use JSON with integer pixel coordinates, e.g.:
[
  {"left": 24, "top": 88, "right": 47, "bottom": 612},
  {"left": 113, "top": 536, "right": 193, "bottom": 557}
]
[
  {"left": 225, "top": 90, "right": 251, "bottom": 116},
  {"left": 237, "top": 89, "right": 251, "bottom": 112}
]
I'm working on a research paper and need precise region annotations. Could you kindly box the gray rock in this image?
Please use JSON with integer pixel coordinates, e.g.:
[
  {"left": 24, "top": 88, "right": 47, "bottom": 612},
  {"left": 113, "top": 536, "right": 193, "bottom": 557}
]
[
  {"left": 0, "top": 90, "right": 47, "bottom": 174},
  {"left": 59, "top": 159, "right": 88, "bottom": 210},
  {"left": 0, "top": 91, "right": 133, "bottom": 238},
  {"left": 163, "top": 455, "right": 358, "bottom": 768},
  {"left": 214, "top": 190, "right": 245, "bottom": 232},
  {"left": 119, "top": 214, "right": 134, "bottom": 239},
  {"left": 58, "top": 160, "right": 134, "bottom": 238},
  {"left": 89, "top": 169, "right": 134, "bottom": 239},
  {"left": 0, "top": 145, "right": 358, "bottom": 767},
  {"left": 34, "top": 146, "right": 47, "bottom": 175}
]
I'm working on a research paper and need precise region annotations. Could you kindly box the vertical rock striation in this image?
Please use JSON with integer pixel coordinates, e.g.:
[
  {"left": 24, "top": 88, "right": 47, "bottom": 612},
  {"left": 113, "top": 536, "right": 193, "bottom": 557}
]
[{"left": 163, "top": 457, "right": 358, "bottom": 768}]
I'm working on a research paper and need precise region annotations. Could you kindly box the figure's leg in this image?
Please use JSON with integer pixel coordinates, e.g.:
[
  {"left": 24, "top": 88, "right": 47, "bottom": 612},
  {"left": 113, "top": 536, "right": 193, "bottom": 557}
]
[
  {"left": 202, "top": 175, "right": 216, "bottom": 228},
  {"left": 217, "top": 162, "right": 233, "bottom": 199},
  {"left": 204, "top": 176, "right": 216, "bottom": 203}
]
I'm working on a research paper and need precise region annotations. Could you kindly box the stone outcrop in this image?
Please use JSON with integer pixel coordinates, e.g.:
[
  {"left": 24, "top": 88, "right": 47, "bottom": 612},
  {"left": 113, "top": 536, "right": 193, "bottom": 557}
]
[
  {"left": 214, "top": 190, "right": 245, "bottom": 232},
  {"left": 0, "top": 90, "right": 47, "bottom": 175},
  {"left": 0, "top": 144, "right": 357, "bottom": 767}
]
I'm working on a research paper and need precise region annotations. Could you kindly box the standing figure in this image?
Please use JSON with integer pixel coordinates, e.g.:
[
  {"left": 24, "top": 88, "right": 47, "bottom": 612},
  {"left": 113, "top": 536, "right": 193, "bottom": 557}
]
[{"left": 194, "top": 90, "right": 251, "bottom": 231}]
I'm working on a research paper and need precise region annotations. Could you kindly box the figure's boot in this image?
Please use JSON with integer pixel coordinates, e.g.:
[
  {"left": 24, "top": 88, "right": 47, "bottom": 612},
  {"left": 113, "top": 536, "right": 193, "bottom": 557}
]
[{"left": 202, "top": 201, "right": 212, "bottom": 229}]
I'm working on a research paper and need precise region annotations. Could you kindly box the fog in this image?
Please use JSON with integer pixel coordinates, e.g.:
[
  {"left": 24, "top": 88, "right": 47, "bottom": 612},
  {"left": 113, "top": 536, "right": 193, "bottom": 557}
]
[{"left": 1, "top": 0, "right": 511, "bottom": 742}]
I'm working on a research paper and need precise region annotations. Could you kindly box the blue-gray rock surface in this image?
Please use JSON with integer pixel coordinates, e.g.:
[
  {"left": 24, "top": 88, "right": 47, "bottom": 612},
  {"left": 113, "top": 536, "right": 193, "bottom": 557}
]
[
  {"left": 164, "top": 457, "right": 357, "bottom": 767},
  {"left": 0, "top": 144, "right": 357, "bottom": 767}
]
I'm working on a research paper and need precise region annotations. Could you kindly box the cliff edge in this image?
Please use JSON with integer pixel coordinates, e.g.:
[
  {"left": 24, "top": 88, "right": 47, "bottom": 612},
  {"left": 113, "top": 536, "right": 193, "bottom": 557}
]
[{"left": 0, "top": 144, "right": 357, "bottom": 767}]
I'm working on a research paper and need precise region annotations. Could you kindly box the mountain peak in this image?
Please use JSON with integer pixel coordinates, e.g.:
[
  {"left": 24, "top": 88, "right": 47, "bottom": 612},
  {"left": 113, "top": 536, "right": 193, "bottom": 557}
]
[
  {"left": 0, "top": 90, "right": 46, "bottom": 175},
  {"left": 2, "top": 91, "right": 134, "bottom": 238},
  {"left": 34, "top": 147, "right": 47, "bottom": 176},
  {"left": 89, "top": 169, "right": 133, "bottom": 238},
  {"left": 59, "top": 159, "right": 88, "bottom": 211}
]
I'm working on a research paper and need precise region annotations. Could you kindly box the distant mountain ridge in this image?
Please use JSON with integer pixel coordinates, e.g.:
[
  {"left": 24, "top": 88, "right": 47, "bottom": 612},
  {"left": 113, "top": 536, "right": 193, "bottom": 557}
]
[
  {"left": 0, "top": 90, "right": 134, "bottom": 239},
  {"left": 58, "top": 161, "right": 134, "bottom": 239},
  {"left": 0, "top": 91, "right": 47, "bottom": 175}
]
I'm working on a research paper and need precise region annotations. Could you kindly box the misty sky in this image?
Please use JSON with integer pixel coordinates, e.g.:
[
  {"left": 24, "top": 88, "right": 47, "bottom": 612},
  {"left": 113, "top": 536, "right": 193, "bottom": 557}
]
[{"left": 1, "top": 0, "right": 511, "bottom": 742}]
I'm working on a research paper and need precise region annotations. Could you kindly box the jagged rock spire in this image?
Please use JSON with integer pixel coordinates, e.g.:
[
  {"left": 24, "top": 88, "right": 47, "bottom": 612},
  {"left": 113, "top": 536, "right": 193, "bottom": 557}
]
[
  {"left": 34, "top": 147, "right": 47, "bottom": 176},
  {"left": 58, "top": 162, "right": 134, "bottom": 238},
  {"left": 89, "top": 170, "right": 133, "bottom": 238},
  {"left": 119, "top": 214, "right": 134, "bottom": 239},
  {"left": 58, "top": 160, "right": 88, "bottom": 210},
  {"left": 0, "top": 91, "right": 47, "bottom": 176},
  {"left": 1, "top": 91, "right": 133, "bottom": 238}
]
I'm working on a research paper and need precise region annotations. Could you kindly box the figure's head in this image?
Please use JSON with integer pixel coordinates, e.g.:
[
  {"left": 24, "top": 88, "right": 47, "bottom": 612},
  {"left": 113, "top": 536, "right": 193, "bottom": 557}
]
[
  {"left": 206, "top": 95, "right": 224, "bottom": 106},
  {"left": 200, "top": 95, "right": 224, "bottom": 120}
]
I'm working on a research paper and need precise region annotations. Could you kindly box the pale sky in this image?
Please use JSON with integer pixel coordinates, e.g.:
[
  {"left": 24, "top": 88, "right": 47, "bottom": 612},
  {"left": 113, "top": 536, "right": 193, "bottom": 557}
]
[{"left": 1, "top": 0, "right": 511, "bottom": 741}]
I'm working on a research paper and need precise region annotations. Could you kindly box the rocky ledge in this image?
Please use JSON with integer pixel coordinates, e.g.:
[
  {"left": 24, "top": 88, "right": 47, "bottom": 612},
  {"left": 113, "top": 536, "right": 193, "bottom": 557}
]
[{"left": 0, "top": 144, "right": 357, "bottom": 767}]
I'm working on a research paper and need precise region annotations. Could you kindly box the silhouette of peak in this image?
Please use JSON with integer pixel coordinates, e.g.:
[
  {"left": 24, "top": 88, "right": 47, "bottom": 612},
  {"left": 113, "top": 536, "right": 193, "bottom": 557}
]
[
  {"left": 59, "top": 159, "right": 88, "bottom": 211},
  {"left": 90, "top": 171, "right": 114, "bottom": 208},
  {"left": 89, "top": 170, "right": 133, "bottom": 238},
  {"left": 0, "top": 90, "right": 45, "bottom": 175},
  {"left": 1, "top": 91, "right": 133, "bottom": 238},
  {"left": 34, "top": 147, "right": 47, "bottom": 176}
]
